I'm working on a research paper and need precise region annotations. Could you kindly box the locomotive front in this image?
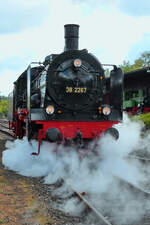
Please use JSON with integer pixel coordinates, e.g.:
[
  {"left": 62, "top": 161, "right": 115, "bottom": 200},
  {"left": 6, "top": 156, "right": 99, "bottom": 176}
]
[
  {"left": 41, "top": 24, "right": 123, "bottom": 146},
  {"left": 8, "top": 24, "right": 124, "bottom": 155},
  {"left": 45, "top": 24, "right": 105, "bottom": 117}
]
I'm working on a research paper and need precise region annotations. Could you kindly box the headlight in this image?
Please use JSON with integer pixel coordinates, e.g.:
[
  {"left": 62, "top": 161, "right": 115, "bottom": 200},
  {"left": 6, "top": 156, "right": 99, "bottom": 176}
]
[
  {"left": 102, "top": 106, "right": 111, "bottom": 115},
  {"left": 46, "top": 105, "right": 55, "bottom": 114},
  {"left": 74, "top": 58, "right": 82, "bottom": 67}
]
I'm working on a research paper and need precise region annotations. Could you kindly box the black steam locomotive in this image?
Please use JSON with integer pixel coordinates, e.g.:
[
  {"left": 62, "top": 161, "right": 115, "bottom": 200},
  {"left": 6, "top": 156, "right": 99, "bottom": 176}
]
[{"left": 8, "top": 24, "right": 124, "bottom": 155}]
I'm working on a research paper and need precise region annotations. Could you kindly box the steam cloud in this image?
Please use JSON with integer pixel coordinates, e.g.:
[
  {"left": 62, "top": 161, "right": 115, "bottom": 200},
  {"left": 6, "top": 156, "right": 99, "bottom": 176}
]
[{"left": 2, "top": 113, "right": 150, "bottom": 224}]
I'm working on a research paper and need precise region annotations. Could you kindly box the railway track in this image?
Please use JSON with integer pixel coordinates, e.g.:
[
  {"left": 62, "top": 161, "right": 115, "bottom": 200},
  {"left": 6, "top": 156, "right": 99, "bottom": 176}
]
[
  {"left": 73, "top": 189, "right": 112, "bottom": 225},
  {"left": 52, "top": 181, "right": 114, "bottom": 225},
  {"left": 113, "top": 174, "right": 150, "bottom": 196},
  {"left": 0, "top": 119, "right": 15, "bottom": 140},
  {"left": 0, "top": 119, "right": 112, "bottom": 224},
  {"left": 64, "top": 172, "right": 150, "bottom": 225},
  {"left": 1, "top": 119, "right": 150, "bottom": 224},
  {"left": 110, "top": 174, "right": 150, "bottom": 225},
  {"left": 128, "top": 154, "right": 150, "bottom": 162}
]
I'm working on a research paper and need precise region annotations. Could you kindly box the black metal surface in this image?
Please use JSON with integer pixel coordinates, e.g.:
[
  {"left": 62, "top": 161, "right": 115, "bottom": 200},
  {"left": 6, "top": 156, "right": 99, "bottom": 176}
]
[
  {"left": 110, "top": 68, "right": 124, "bottom": 120},
  {"left": 110, "top": 68, "right": 124, "bottom": 106},
  {"left": 30, "top": 108, "right": 120, "bottom": 122},
  {"left": 11, "top": 24, "right": 123, "bottom": 128},
  {"left": 45, "top": 128, "right": 61, "bottom": 142},
  {"left": 106, "top": 67, "right": 150, "bottom": 91},
  {"left": 124, "top": 67, "right": 150, "bottom": 90},
  {"left": 46, "top": 49, "right": 104, "bottom": 112},
  {"left": 14, "top": 66, "right": 44, "bottom": 109},
  {"left": 104, "top": 127, "right": 119, "bottom": 140},
  {"left": 33, "top": 108, "right": 101, "bottom": 122},
  {"left": 64, "top": 24, "right": 79, "bottom": 51}
]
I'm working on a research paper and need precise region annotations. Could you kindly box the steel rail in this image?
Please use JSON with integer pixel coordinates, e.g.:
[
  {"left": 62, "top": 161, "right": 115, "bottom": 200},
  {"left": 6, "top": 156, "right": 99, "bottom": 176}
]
[
  {"left": 0, "top": 129, "right": 15, "bottom": 139},
  {"left": 73, "top": 189, "right": 113, "bottom": 225},
  {"left": 128, "top": 155, "right": 150, "bottom": 162},
  {"left": 112, "top": 174, "right": 150, "bottom": 196},
  {"left": 0, "top": 123, "right": 9, "bottom": 129}
]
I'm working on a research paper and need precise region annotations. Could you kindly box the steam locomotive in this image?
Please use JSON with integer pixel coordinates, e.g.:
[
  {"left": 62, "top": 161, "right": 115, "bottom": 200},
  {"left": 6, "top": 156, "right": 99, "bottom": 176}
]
[
  {"left": 8, "top": 24, "right": 124, "bottom": 155},
  {"left": 123, "top": 67, "right": 150, "bottom": 115}
]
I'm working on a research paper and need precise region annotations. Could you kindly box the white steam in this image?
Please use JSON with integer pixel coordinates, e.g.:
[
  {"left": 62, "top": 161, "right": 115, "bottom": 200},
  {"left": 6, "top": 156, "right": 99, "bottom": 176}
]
[{"left": 2, "top": 113, "right": 150, "bottom": 224}]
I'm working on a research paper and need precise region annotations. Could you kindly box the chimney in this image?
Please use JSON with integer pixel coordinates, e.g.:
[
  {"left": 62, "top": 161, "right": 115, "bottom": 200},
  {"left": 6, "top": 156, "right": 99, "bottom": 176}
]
[{"left": 64, "top": 24, "right": 79, "bottom": 51}]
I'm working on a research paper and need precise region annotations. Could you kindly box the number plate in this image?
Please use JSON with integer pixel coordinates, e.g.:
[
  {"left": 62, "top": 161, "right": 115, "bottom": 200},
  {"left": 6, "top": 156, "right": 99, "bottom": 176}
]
[{"left": 66, "top": 87, "right": 87, "bottom": 93}]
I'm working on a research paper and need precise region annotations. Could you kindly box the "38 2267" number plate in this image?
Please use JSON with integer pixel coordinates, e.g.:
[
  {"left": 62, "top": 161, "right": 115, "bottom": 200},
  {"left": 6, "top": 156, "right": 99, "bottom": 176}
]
[{"left": 66, "top": 87, "right": 87, "bottom": 93}]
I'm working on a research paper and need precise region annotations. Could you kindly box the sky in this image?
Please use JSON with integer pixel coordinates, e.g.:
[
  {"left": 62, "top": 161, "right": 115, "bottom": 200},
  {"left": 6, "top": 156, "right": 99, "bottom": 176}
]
[{"left": 0, "top": 0, "right": 150, "bottom": 96}]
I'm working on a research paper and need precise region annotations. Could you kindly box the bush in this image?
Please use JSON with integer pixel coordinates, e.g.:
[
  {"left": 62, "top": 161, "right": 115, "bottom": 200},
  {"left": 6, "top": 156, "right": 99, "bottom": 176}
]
[
  {"left": 0, "top": 100, "right": 8, "bottom": 118},
  {"left": 134, "top": 112, "right": 150, "bottom": 129}
]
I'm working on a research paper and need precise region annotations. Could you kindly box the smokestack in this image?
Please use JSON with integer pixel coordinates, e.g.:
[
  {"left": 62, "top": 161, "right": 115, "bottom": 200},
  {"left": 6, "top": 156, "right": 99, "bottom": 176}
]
[{"left": 64, "top": 24, "right": 79, "bottom": 51}]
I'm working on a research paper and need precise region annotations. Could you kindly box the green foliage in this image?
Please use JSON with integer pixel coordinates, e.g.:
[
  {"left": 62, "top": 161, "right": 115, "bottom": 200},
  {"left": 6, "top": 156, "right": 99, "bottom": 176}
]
[
  {"left": 0, "top": 100, "right": 8, "bottom": 118},
  {"left": 135, "top": 112, "right": 150, "bottom": 129},
  {"left": 120, "top": 51, "right": 150, "bottom": 72},
  {"left": 139, "top": 51, "right": 150, "bottom": 67},
  {"left": 120, "top": 59, "right": 143, "bottom": 72},
  {"left": 120, "top": 60, "right": 132, "bottom": 72},
  {"left": 0, "top": 218, "right": 5, "bottom": 224}
]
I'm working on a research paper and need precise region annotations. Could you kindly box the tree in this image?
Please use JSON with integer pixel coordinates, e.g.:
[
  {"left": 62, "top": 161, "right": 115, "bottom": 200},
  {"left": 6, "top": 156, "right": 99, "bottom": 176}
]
[
  {"left": 120, "top": 51, "right": 150, "bottom": 73},
  {"left": 120, "top": 60, "right": 132, "bottom": 73},
  {"left": 139, "top": 51, "right": 150, "bottom": 67}
]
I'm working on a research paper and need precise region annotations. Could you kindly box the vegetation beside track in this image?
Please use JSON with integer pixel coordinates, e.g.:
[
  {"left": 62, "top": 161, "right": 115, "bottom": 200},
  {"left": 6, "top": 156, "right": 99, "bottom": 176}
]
[
  {"left": 0, "top": 140, "right": 50, "bottom": 225},
  {"left": 0, "top": 99, "right": 8, "bottom": 118},
  {"left": 131, "top": 112, "right": 150, "bottom": 129}
]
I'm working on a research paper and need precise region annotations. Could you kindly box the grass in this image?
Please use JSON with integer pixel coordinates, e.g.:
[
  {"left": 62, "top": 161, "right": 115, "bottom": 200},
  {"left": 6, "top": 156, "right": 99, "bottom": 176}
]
[
  {"left": 20, "top": 180, "right": 29, "bottom": 188},
  {"left": 0, "top": 169, "right": 4, "bottom": 174},
  {"left": 0, "top": 218, "right": 5, "bottom": 224},
  {"left": 0, "top": 176, "right": 11, "bottom": 184}
]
